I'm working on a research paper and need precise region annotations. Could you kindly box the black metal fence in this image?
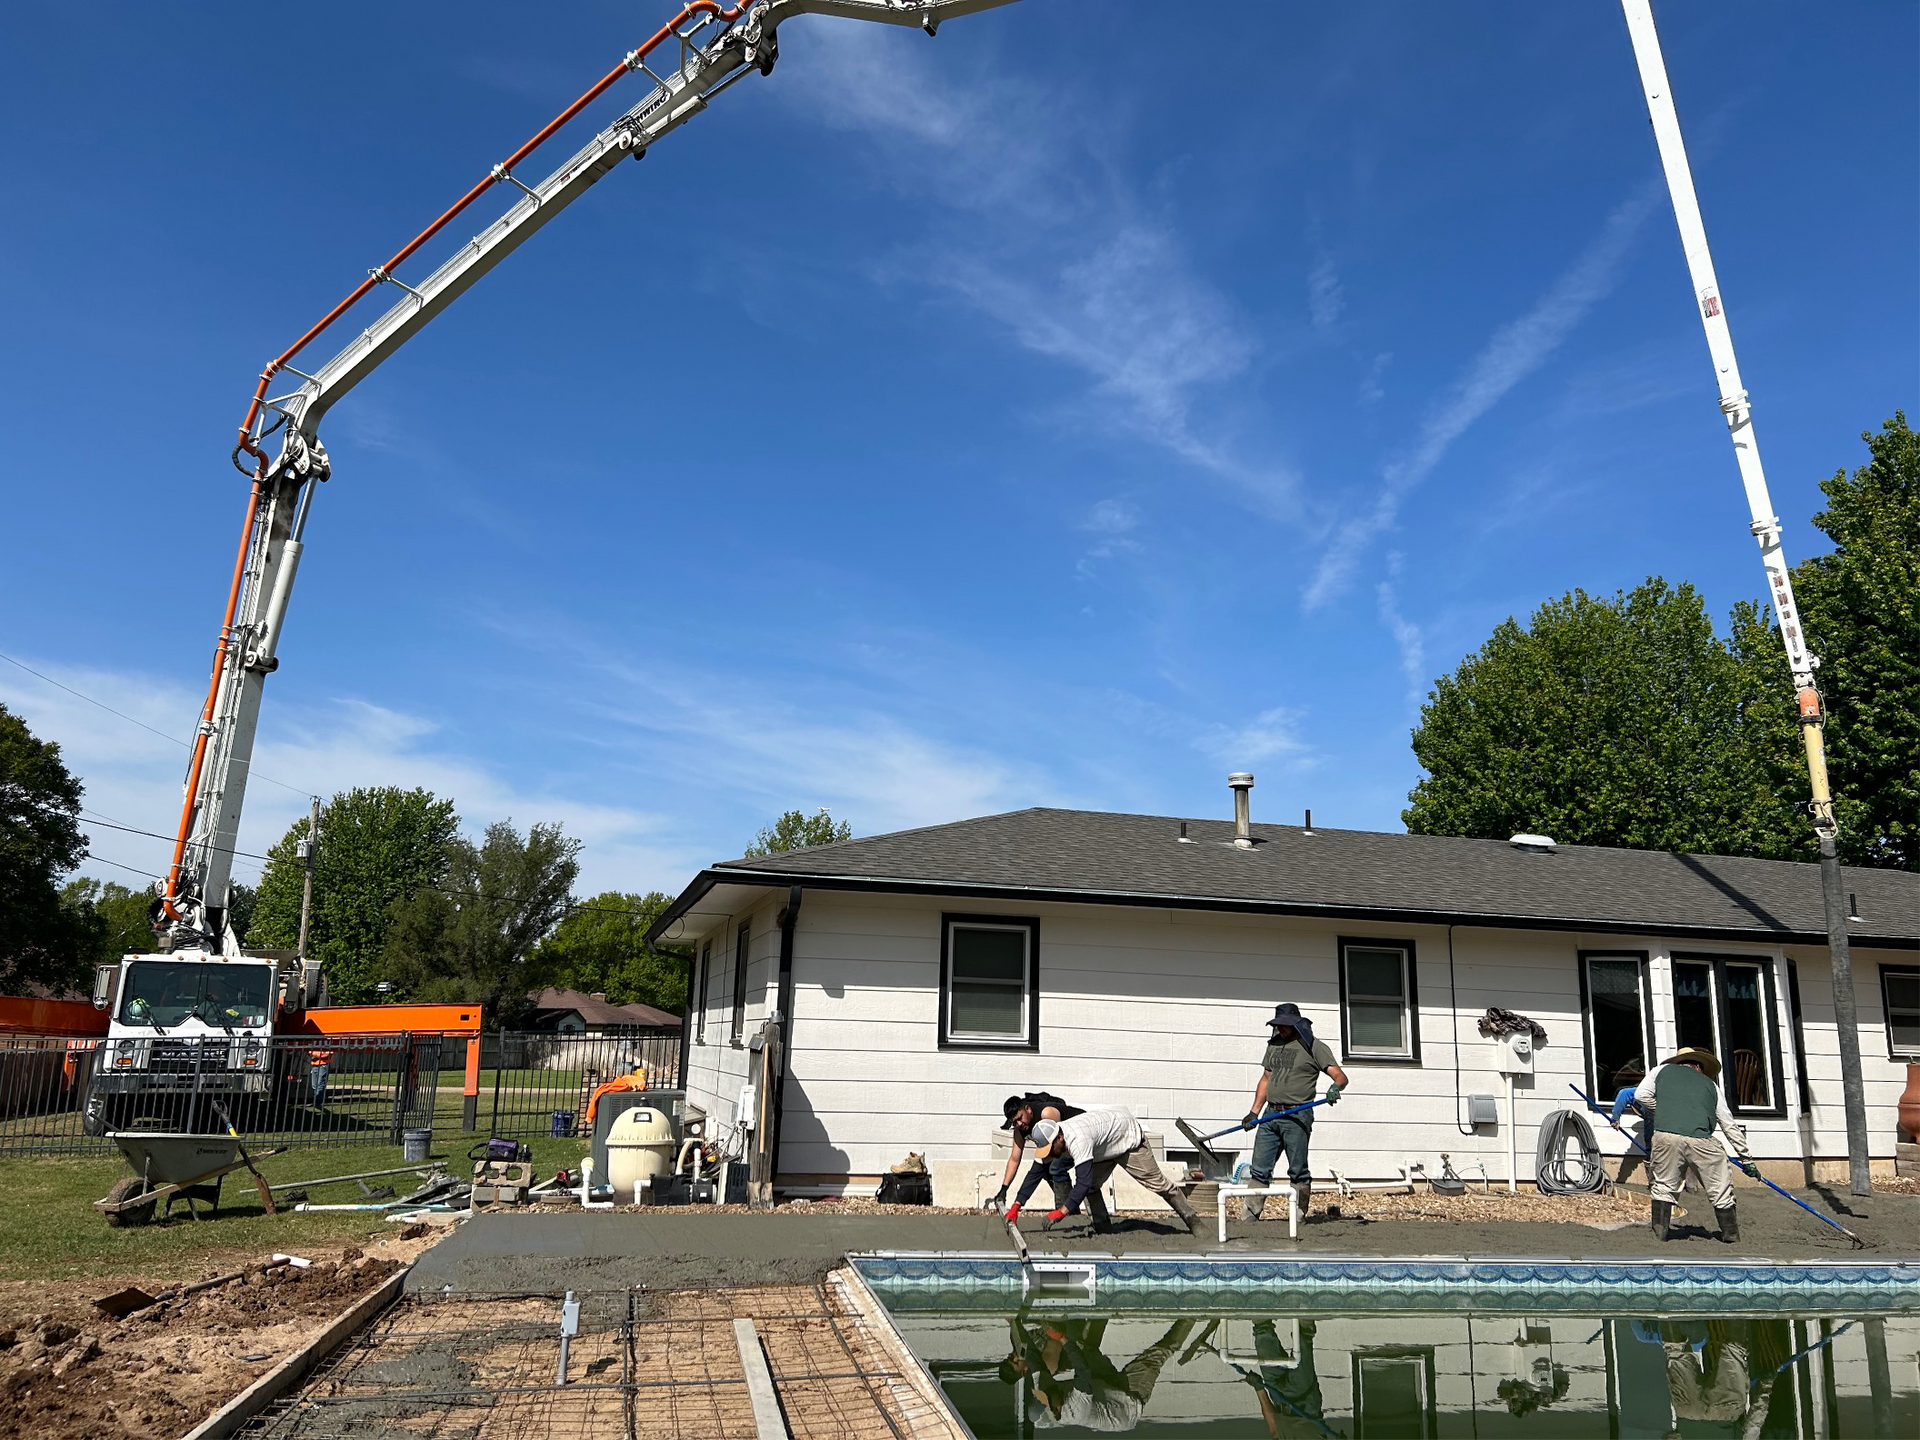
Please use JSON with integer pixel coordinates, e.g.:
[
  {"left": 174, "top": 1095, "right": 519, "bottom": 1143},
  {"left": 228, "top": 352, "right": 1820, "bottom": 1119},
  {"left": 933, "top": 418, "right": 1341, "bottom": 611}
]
[
  {"left": 0, "top": 1026, "right": 680, "bottom": 1156},
  {"left": 0, "top": 1033, "right": 441, "bottom": 1157},
  {"left": 480, "top": 1029, "right": 681, "bottom": 1139}
]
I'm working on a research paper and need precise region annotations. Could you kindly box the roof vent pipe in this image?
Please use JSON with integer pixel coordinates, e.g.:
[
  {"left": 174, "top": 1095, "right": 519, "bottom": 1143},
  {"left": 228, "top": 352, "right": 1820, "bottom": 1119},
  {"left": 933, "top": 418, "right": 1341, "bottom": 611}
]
[
  {"left": 1509, "top": 833, "right": 1556, "bottom": 852},
  {"left": 1228, "top": 773, "right": 1255, "bottom": 849}
]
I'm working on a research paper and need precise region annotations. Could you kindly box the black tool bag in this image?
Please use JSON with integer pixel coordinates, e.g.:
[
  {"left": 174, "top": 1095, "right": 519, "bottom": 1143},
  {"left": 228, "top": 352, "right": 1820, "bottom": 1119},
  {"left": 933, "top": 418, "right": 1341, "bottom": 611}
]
[{"left": 875, "top": 1171, "right": 933, "bottom": 1206}]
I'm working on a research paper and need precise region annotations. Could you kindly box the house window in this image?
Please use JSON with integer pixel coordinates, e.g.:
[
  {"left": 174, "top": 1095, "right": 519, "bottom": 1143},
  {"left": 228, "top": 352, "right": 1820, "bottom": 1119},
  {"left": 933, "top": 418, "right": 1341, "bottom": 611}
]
[
  {"left": 939, "top": 915, "right": 1039, "bottom": 1050},
  {"left": 1580, "top": 952, "right": 1654, "bottom": 1102},
  {"left": 694, "top": 942, "right": 711, "bottom": 1046},
  {"left": 1351, "top": 1348, "right": 1437, "bottom": 1439},
  {"left": 730, "top": 924, "right": 750, "bottom": 1046},
  {"left": 1338, "top": 938, "right": 1420, "bottom": 1063},
  {"left": 1670, "top": 954, "right": 1784, "bottom": 1116},
  {"left": 1883, "top": 966, "right": 1920, "bottom": 1061}
]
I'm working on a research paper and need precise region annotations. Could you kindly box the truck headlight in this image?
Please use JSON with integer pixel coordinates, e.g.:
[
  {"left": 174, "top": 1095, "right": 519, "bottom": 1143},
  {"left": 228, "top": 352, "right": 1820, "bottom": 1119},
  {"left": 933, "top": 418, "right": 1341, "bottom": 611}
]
[{"left": 114, "top": 1039, "right": 136, "bottom": 1068}]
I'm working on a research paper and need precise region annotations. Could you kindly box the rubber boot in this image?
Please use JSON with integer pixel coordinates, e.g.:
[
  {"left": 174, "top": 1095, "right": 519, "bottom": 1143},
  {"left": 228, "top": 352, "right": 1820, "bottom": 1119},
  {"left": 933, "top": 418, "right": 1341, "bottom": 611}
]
[
  {"left": 1293, "top": 1182, "right": 1312, "bottom": 1219},
  {"left": 1242, "top": 1189, "right": 1266, "bottom": 1222},
  {"left": 1650, "top": 1199, "right": 1673, "bottom": 1241},
  {"left": 1168, "top": 1190, "right": 1203, "bottom": 1237},
  {"left": 1087, "top": 1186, "right": 1114, "bottom": 1232},
  {"left": 1715, "top": 1205, "right": 1739, "bottom": 1244}
]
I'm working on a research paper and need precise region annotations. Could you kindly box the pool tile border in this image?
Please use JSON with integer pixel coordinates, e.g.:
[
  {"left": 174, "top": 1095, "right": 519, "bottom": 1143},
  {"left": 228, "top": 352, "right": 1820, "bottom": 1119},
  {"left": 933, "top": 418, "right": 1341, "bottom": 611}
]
[{"left": 850, "top": 1251, "right": 1919, "bottom": 1314}]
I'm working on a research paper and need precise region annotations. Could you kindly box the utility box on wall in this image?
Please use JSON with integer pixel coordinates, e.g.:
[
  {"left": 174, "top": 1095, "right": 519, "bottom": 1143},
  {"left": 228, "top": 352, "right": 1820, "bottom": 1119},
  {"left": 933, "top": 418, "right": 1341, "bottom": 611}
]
[
  {"left": 1493, "top": 1032, "right": 1534, "bottom": 1076},
  {"left": 1465, "top": 1095, "right": 1499, "bottom": 1127}
]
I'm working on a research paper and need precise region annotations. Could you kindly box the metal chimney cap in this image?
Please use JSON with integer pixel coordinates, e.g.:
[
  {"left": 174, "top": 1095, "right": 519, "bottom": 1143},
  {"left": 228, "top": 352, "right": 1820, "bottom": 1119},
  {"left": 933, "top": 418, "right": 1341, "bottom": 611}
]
[
  {"left": 1227, "top": 772, "right": 1255, "bottom": 789},
  {"left": 1509, "top": 833, "right": 1556, "bottom": 852}
]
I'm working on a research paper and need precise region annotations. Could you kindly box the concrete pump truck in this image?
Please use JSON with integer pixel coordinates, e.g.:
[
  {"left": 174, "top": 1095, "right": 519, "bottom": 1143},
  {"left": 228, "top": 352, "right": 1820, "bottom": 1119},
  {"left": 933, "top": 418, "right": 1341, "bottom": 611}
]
[{"left": 79, "top": 0, "right": 1016, "bottom": 1135}]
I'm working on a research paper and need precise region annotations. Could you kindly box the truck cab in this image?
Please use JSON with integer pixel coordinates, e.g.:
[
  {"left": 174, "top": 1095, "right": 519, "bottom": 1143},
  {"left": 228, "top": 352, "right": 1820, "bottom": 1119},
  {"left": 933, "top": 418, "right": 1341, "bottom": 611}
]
[{"left": 83, "top": 948, "right": 316, "bottom": 1135}]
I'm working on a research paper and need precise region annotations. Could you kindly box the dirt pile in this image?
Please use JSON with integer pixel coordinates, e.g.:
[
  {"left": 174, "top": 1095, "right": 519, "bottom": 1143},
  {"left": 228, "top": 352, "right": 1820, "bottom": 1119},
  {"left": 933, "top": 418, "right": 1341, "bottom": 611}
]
[{"left": 0, "top": 1249, "right": 399, "bottom": 1440}]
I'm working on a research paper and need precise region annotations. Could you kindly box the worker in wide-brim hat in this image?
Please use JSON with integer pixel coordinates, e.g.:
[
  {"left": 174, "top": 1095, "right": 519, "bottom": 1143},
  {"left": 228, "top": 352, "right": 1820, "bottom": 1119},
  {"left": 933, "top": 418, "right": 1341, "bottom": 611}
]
[
  {"left": 1648, "top": 1047, "right": 1756, "bottom": 1244},
  {"left": 1241, "top": 1003, "right": 1349, "bottom": 1222}
]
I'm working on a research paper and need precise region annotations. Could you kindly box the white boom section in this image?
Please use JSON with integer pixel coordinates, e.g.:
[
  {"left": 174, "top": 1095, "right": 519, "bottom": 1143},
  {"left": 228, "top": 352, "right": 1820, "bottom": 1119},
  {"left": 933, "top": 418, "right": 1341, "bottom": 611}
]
[
  {"left": 1618, "top": 0, "right": 1835, "bottom": 829},
  {"left": 170, "top": 0, "right": 1018, "bottom": 948}
]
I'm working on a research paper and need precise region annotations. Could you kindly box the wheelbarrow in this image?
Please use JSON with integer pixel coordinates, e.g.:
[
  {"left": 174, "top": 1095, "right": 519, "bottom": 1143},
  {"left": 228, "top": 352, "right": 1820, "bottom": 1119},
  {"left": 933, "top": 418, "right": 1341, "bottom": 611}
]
[{"left": 94, "top": 1131, "right": 287, "bottom": 1227}]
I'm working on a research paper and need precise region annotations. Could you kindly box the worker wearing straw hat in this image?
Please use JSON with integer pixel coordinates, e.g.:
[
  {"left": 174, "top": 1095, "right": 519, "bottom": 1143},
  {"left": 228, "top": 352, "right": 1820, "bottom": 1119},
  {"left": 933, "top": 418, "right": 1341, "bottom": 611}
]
[{"left": 1648, "top": 1047, "right": 1758, "bottom": 1243}]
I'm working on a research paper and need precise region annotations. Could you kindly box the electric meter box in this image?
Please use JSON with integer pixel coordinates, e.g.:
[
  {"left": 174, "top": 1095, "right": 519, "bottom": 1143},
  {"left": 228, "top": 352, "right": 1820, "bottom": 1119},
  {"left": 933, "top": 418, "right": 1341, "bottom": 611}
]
[{"left": 1493, "top": 1032, "right": 1534, "bottom": 1076}]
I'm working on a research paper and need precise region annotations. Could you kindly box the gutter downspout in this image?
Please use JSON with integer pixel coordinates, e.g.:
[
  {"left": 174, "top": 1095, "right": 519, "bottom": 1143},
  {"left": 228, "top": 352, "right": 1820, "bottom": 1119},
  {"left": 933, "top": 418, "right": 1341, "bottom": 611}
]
[
  {"left": 676, "top": 943, "right": 696, "bottom": 1103},
  {"left": 766, "top": 885, "right": 803, "bottom": 1197}
]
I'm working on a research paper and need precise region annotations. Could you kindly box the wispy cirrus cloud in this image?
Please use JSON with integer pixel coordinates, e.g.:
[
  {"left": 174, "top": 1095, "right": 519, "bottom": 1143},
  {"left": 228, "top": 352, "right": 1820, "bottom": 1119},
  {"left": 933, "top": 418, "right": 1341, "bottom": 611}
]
[
  {"left": 1302, "top": 185, "right": 1659, "bottom": 609},
  {"left": 779, "top": 19, "right": 1302, "bottom": 521}
]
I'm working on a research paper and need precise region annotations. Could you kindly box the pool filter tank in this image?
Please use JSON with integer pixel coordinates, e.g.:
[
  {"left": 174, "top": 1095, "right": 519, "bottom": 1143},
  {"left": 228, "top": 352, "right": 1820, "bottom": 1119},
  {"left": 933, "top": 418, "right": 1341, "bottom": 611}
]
[{"left": 603, "top": 1106, "right": 675, "bottom": 1197}]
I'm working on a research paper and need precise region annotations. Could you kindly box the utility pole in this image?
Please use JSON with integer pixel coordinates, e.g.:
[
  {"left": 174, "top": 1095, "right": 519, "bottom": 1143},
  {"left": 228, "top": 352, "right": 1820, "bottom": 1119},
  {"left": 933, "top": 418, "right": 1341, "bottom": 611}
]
[
  {"left": 295, "top": 797, "right": 320, "bottom": 966},
  {"left": 1621, "top": 0, "right": 1871, "bottom": 1194}
]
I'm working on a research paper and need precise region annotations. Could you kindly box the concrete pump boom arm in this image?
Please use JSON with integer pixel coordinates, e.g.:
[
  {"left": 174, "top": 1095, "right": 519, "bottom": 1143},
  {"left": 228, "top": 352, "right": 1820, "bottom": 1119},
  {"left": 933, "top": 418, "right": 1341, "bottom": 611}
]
[{"left": 162, "top": 0, "right": 1018, "bottom": 947}]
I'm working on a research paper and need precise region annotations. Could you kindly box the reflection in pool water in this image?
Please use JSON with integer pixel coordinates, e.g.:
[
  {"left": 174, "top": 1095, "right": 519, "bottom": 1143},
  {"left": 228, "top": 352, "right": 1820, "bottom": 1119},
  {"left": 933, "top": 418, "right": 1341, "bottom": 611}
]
[{"left": 896, "top": 1309, "right": 1917, "bottom": 1437}]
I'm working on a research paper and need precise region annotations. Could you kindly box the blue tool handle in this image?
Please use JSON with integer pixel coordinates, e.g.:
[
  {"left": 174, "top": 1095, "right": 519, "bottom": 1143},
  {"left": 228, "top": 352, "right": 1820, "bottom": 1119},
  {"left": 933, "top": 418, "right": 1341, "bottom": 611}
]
[{"left": 1203, "top": 1096, "right": 1331, "bottom": 1143}]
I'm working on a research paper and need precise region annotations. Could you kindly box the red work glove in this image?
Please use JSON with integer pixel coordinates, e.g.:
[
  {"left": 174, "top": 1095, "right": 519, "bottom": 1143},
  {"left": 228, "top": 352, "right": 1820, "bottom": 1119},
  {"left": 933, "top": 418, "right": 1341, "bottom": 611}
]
[
  {"left": 1004, "top": 1202, "right": 1022, "bottom": 1224},
  {"left": 1046, "top": 1208, "right": 1068, "bottom": 1224}
]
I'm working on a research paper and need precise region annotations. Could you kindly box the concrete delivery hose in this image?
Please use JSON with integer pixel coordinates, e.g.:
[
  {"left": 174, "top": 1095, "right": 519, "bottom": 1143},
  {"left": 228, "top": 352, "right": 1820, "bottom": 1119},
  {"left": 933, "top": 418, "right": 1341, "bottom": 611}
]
[{"left": 1535, "top": 1108, "right": 1606, "bottom": 1195}]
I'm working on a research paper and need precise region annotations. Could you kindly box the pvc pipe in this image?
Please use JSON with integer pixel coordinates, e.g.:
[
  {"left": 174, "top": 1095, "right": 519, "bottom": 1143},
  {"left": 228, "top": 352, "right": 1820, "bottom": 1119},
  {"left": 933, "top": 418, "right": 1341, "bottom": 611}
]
[
  {"left": 1216, "top": 1183, "right": 1299, "bottom": 1243},
  {"left": 580, "top": 1157, "right": 613, "bottom": 1209},
  {"left": 1506, "top": 1074, "right": 1518, "bottom": 1194}
]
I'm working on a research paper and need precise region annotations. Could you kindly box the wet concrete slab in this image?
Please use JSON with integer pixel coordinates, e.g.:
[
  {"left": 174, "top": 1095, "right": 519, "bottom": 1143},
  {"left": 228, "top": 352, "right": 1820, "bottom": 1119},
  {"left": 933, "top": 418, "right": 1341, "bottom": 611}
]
[{"left": 409, "top": 1192, "right": 1920, "bottom": 1295}]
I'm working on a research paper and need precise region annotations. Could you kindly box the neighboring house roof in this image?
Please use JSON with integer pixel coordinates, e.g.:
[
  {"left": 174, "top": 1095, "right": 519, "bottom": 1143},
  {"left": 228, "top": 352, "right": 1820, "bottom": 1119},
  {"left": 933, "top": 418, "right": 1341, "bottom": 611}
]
[
  {"left": 527, "top": 987, "right": 681, "bottom": 1030},
  {"left": 648, "top": 807, "right": 1919, "bottom": 949}
]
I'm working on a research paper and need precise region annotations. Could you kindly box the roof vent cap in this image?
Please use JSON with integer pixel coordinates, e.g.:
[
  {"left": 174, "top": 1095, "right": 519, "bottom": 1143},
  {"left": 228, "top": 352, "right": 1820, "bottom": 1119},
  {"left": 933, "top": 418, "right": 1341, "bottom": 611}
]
[{"left": 1509, "top": 833, "right": 1556, "bottom": 852}]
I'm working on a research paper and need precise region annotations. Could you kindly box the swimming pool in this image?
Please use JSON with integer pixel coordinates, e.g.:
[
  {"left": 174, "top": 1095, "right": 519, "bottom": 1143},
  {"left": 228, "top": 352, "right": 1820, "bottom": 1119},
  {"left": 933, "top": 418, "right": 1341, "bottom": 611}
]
[{"left": 855, "top": 1253, "right": 1919, "bottom": 1437}]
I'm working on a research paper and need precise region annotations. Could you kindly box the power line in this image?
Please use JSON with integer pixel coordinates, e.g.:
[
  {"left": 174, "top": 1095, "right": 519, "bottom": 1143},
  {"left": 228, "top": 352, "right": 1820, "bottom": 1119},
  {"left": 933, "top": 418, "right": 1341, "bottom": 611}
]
[
  {"left": 0, "top": 646, "right": 312, "bottom": 797},
  {"left": 79, "top": 814, "right": 274, "bottom": 863}
]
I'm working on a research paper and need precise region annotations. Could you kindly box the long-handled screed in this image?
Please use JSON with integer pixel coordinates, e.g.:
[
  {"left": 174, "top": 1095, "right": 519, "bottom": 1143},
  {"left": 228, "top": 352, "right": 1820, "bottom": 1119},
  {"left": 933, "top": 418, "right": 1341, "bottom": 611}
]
[
  {"left": 1175, "top": 1097, "right": 1333, "bottom": 1169},
  {"left": 1569, "top": 1084, "right": 1866, "bottom": 1249}
]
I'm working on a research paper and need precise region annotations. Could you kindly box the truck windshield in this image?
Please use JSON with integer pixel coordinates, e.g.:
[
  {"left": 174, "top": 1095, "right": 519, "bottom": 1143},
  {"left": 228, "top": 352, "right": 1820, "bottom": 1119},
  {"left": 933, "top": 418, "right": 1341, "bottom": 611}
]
[{"left": 119, "top": 962, "right": 272, "bottom": 1029}]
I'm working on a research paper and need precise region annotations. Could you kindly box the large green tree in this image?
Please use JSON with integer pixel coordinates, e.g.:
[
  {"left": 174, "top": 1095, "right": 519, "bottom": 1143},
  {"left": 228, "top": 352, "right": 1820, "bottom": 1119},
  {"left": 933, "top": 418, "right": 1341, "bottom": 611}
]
[
  {"left": 530, "top": 891, "right": 687, "bottom": 1013},
  {"left": 1791, "top": 413, "right": 1918, "bottom": 869},
  {"left": 378, "top": 819, "right": 580, "bottom": 1026},
  {"left": 249, "top": 787, "right": 459, "bottom": 1003},
  {"left": 744, "top": 808, "right": 852, "bottom": 857},
  {"left": 1404, "top": 579, "right": 1803, "bottom": 856},
  {"left": 61, "top": 878, "right": 156, "bottom": 961},
  {"left": 0, "top": 703, "right": 94, "bottom": 995}
]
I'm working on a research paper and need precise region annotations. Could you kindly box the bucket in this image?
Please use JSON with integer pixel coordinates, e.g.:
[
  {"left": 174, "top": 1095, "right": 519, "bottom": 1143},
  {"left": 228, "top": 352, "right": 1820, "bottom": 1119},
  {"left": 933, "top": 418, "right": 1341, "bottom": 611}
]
[
  {"left": 401, "top": 1127, "right": 432, "bottom": 1163},
  {"left": 550, "top": 1110, "right": 575, "bottom": 1138}
]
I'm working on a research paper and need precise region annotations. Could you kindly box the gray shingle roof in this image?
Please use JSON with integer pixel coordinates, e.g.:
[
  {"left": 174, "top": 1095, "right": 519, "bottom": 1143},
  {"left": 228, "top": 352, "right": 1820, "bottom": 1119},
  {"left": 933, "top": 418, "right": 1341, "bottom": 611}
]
[{"left": 653, "top": 808, "right": 1917, "bottom": 946}]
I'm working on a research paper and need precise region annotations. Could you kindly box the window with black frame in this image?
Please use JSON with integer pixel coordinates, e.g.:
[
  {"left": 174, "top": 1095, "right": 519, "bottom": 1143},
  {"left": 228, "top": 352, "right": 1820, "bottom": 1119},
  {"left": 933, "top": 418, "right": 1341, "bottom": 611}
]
[
  {"left": 1670, "top": 954, "right": 1783, "bottom": 1114},
  {"left": 939, "top": 915, "right": 1038, "bottom": 1050},
  {"left": 1581, "top": 953, "right": 1652, "bottom": 1102},
  {"left": 730, "top": 924, "right": 750, "bottom": 1046},
  {"left": 1882, "top": 966, "right": 1920, "bottom": 1061}
]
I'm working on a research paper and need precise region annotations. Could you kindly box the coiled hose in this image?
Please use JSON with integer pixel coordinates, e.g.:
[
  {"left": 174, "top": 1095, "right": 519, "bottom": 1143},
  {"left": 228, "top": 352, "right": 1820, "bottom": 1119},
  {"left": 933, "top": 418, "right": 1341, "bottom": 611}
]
[{"left": 1535, "top": 1108, "right": 1606, "bottom": 1194}]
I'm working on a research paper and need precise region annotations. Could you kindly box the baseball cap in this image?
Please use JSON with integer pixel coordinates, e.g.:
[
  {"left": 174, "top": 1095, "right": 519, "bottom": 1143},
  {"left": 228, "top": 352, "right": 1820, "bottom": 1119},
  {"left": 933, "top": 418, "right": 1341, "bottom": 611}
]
[{"left": 1029, "top": 1118, "right": 1061, "bottom": 1149}]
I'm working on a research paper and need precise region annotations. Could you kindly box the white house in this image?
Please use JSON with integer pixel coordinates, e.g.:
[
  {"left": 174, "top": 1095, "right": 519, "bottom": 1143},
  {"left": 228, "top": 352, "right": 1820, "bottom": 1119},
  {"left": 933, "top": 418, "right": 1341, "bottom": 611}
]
[{"left": 651, "top": 792, "right": 1918, "bottom": 1203}]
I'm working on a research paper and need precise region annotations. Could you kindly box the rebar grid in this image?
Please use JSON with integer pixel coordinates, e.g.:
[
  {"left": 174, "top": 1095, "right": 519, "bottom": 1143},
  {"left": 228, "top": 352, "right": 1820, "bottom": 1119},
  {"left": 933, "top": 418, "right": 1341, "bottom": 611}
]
[{"left": 247, "top": 1285, "right": 942, "bottom": 1439}]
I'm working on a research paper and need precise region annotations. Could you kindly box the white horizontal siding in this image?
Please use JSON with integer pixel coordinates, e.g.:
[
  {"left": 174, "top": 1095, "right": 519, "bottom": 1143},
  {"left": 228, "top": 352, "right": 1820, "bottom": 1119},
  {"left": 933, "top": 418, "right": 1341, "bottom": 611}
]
[{"left": 679, "top": 890, "right": 1916, "bottom": 1182}]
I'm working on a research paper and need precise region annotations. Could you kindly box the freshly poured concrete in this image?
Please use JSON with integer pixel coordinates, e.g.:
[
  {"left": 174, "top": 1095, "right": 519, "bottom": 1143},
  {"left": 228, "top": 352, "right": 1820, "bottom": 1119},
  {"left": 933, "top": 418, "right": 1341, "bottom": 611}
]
[{"left": 408, "top": 1192, "right": 1920, "bottom": 1294}]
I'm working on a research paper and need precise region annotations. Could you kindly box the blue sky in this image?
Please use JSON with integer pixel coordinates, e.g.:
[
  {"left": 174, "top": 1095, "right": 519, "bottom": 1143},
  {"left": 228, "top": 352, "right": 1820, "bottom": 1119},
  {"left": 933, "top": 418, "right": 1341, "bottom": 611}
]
[{"left": 2, "top": 2, "right": 1913, "bottom": 899}]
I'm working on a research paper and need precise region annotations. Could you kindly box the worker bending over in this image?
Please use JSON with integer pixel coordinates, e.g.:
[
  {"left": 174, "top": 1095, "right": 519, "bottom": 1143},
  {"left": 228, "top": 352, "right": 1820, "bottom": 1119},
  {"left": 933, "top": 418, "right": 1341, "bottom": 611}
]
[
  {"left": 1646, "top": 1047, "right": 1758, "bottom": 1243},
  {"left": 1243, "top": 1003, "right": 1348, "bottom": 1220},
  {"left": 1007, "top": 1107, "right": 1202, "bottom": 1236},
  {"left": 990, "top": 1092, "right": 1110, "bottom": 1228}
]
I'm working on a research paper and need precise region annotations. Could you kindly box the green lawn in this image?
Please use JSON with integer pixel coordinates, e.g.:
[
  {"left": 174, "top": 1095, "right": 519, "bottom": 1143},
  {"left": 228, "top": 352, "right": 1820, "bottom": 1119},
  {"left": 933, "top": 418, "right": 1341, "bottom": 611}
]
[{"left": 0, "top": 1134, "right": 591, "bottom": 1282}]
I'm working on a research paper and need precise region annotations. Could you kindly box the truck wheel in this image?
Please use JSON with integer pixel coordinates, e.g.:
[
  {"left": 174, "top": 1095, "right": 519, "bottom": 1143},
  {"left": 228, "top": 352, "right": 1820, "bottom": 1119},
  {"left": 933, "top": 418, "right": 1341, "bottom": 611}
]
[{"left": 103, "top": 1177, "right": 157, "bottom": 1228}]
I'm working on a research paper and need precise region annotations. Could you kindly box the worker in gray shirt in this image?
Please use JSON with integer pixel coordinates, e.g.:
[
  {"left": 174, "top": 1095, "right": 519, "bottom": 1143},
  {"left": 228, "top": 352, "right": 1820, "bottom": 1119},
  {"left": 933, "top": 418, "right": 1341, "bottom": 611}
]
[{"left": 1242, "top": 1003, "right": 1348, "bottom": 1220}]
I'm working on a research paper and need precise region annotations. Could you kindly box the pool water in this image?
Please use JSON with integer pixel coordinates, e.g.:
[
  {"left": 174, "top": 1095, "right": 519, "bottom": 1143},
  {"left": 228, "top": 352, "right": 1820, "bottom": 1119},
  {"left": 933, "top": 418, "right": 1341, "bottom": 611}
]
[{"left": 893, "top": 1308, "right": 1918, "bottom": 1437}]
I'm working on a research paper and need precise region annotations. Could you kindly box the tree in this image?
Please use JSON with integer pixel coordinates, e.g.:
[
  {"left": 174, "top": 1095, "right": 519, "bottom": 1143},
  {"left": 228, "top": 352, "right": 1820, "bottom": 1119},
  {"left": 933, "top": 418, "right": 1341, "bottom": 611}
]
[
  {"left": 1404, "top": 579, "right": 1804, "bottom": 857},
  {"left": 530, "top": 891, "right": 688, "bottom": 1014},
  {"left": 744, "top": 808, "right": 852, "bottom": 857},
  {"left": 0, "top": 702, "right": 94, "bottom": 995},
  {"left": 378, "top": 820, "right": 580, "bottom": 1026},
  {"left": 61, "top": 878, "right": 157, "bottom": 961},
  {"left": 249, "top": 787, "right": 459, "bottom": 1003},
  {"left": 1792, "top": 413, "right": 1918, "bottom": 869}
]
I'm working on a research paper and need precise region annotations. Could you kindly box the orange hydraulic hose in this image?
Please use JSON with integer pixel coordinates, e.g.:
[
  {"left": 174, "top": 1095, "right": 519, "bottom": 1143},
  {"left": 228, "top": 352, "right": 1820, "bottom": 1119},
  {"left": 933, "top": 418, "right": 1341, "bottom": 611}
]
[
  {"left": 176, "top": 5, "right": 746, "bottom": 923},
  {"left": 165, "top": 473, "right": 266, "bottom": 915}
]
